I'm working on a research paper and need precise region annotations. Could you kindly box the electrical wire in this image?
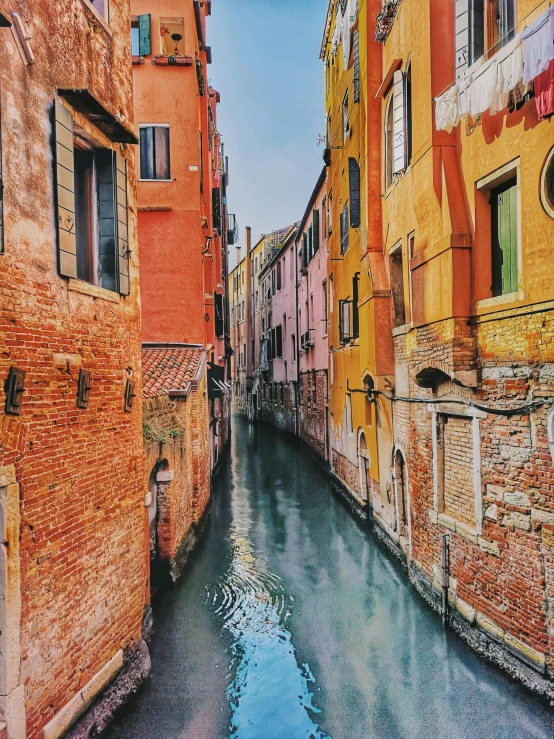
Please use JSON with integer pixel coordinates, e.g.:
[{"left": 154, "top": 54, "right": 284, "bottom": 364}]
[{"left": 370, "top": 389, "right": 553, "bottom": 417}]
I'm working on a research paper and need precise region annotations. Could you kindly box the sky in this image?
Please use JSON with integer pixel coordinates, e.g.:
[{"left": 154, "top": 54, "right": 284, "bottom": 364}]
[{"left": 208, "top": 0, "right": 327, "bottom": 268}]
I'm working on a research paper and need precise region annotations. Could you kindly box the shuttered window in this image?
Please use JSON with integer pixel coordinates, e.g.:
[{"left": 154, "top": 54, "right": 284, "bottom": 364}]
[
  {"left": 392, "top": 70, "right": 406, "bottom": 176},
  {"left": 343, "top": 90, "right": 349, "bottom": 142},
  {"left": 53, "top": 100, "right": 130, "bottom": 294},
  {"left": 139, "top": 14, "right": 151, "bottom": 55},
  {"left": 491, "top": 178, "right": 518, "bottom": 297},
  {"left": 139, "top": 125, "right": 170, "bottom": 180},
  {"left": 312, "top": 208, "right": 320, "bottom": 254},
  {"left": 214, "top": 292, "right": 224, "bottom": 337},
  {"left": 276, "top": 324, "right": 283, "bottom": 358},
  {"left": 212, "top": 187, "right": 221, "bottom": 234},
  {"left": 348, "top": 158, "right": 360, "bottom": 228},
  {"left": 339, "top": 300, "right": 352, "bottom": 344},
  {"left": 455, "top": 0, "right": 485, "bottom": 77},
  {"left": 340, "top": 204, "right": 349, "bottom": 254},
  {"left": 455, "top": 0, "right": 470, "bottom": 75},
  {"left": 352, "top": 273, "right": 359, "bottom": 339},
  {"left": 353, "top": 29, "right": 360, "bottom": 103}
]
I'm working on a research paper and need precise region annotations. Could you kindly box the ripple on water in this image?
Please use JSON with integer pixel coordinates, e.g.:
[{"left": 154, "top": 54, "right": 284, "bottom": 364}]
[{"left": 206, "top": 526, "right": 331, "bottom": 739}]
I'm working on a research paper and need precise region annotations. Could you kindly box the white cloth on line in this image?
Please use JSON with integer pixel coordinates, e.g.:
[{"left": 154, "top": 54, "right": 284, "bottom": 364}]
[
  {"left": 496, "top": 35, "right": 524, "bottom": 93},
  {"left": 458, "top": 56, "right": 483, "bottom": 117},
  {"left": 521, "top": 6, "right": 554, "bottom": 84},
  {"left": 468, "top": 57, "right": 498, "bottom": 115},
  {"left": 435, "top": 85, "right": 460, "bottom": 132}
]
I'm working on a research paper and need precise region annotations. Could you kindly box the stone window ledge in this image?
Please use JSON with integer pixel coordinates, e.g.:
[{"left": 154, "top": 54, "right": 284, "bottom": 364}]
[
  {"left": 429, "top": 509, "right": 479, "bottom": 543},
  {"left": 68, "top": 279, "right": 120, "bottom": 304},
  {"left": 476, "top": 290, "right": 524, "bottom": 312}
]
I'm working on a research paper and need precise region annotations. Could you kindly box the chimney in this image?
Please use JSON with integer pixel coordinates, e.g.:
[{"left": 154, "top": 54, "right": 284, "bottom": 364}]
[{"left": 235, "top": 245, "right": 241, "bottom": 265}]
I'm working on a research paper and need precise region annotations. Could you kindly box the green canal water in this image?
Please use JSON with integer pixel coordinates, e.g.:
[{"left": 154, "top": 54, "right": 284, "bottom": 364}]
[{"left": 108, "top": 418, "right": 554, "bottom": 738}]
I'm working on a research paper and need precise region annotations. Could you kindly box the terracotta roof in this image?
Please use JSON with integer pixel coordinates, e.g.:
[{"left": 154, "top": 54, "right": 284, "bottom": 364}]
[{"left": 141, "top": 346, "right": 205, "bottom": 399}]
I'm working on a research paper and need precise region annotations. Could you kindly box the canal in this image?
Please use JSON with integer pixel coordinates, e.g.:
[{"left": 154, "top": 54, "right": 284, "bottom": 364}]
[{"left": 108, "top": 419, "right": 554, "bottom": 739}]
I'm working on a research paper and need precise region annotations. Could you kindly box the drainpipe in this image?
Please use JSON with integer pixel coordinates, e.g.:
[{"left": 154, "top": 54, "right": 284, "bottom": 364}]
[{"left": 440, "top": 532, "right": 450, "bottom": 624}]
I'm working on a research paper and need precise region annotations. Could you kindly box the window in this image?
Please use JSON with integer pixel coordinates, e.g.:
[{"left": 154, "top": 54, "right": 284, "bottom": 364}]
[
  {"left": 325, "top": 55, "right": 331, "bottom": 96},
  {"left": 348, "top": 158, "right": 360, "bottom": 228},
  {"left": 54, "top": 101, "right": 130, "bottom": 294},
  {"left": 276, "top": 324, "right": 283, "bottom": 358},
  {"left": 322, "top": 280, "right": 328, "bottom": 333},
  {"left": 277, "top": 261, "right": 282, "bottom": 290},
  {"left": 384, "top": 93, "right": 394, "bottom": 190},
  {"left": 408, "top": 232, "right": 415, "bottom": 323},
  {"left": 159, "top": 17, "right": 184, "bottom": 56},
  {"left": 90, "top": 0, "right": 108, "bottom": 20},
  {"left": 352, "top": 273, "right": 359, "bottom": 339},
  {"left": 455, "top": 0, "right": 515, "bottom": 76},
  {"left": 328, "top": 191, "right": 333, "bottom": 234},
  {"left": 343, "top": 90, "right": 349, "bottom": 142},
  {"left": 339, "top": 300, "right": 353, "bottom": 344},
  {"left": 292, "top": 334, "right": 296, "bottom": 361},
  {"left": 353, "top": 29, "right": 360, "bottom": 103},
  {"left": 322, "top": 197, "right": 327, "bottom": 240},
  {"left": 405, "top": 64, "right": 412, "bottom": 166},
  {"left": 214, "top": 293, "right": 224, "bottom": 337},
  {"left": 390, "top": 244, "right": 406, "bottom": 328},
  {"left": 491, "top": 177, "right": 518, "bottom": 296},
  {"left": 541, "top": 147, "right": 554, "bottom": 219},
  {"left": 131, "top": 14, "right": 151, "bottom": 56},
  {"left": 340, "top": 204, "right": 349, "bottom": 254},
  {"left": 139, "top": 125, "right": 170, "bottom": 180},
  {"left": 313, "top": 209, "right": 320, "bottom": 254}
]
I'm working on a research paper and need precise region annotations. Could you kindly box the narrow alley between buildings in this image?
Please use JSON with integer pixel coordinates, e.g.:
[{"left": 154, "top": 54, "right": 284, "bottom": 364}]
[{"left": 108, "top": 419, "right": 554, "bottom": 739}]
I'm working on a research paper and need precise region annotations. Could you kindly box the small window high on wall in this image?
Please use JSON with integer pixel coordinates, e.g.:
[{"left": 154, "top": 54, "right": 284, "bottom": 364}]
[
  {"left": 90, "top": 0, "right": 108, "bottom": 20},
  {"left": 139, "top": 125, "right": 170, "bottom": 180},
  {"left": 455, "top": 0, "right": 515, "bottom": 76},
  {"left": 160, "top": 17, "right": 185, "bottom": 56}
]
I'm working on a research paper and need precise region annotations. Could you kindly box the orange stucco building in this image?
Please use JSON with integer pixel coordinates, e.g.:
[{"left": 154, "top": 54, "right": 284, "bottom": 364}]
[{"left": 132, "top": 0, "right": 232, "bottom": 577}]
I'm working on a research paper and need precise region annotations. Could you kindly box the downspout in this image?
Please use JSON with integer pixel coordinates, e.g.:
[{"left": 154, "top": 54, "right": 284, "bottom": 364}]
[{"left": 294, "top": 235, "right": 300, "bottom": 438}]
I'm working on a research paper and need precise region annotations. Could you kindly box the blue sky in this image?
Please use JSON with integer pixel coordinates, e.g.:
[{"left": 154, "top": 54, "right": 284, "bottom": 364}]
[{"left": 208, "top": 0, "right": 326, "bottom": 267}]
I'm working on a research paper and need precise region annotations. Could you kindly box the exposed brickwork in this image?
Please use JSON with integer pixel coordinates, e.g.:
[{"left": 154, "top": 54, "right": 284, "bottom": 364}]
[
  {"left": 299, "top": 370, "right": 327, "bottom": 459},
  {"left": 331, "top": 449, "right": 361, "bottom": 498},
  {"left": 391, "top": 308, "right": 554, "bottom": 677},
  {"left": 143, "top": 370, "right": 211, "bottom": 568},
  {"left": 259, "top": 381, "right": 297, "bottom": 435},
  {"left": 442, "top": 415, "right": 475, "bottom": 526}
]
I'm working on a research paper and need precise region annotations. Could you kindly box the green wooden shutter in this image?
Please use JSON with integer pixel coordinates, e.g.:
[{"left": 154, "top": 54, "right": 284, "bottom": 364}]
[
  {"left": 139, "top": 14, "right": 151, "bottom": 56},
  {"left": 97, "top": 150, "right": 117, "bottom": 292},
  {"left": 54, "top": 100, "right": 77, "bottom": 279},
  {"left": 116, "top": 153, "right": 130, "bottom": 295},
  {"left": 492, "top": 178, "right": 518, "bottom": 297},
  {"left": 313, "top": 209, "right": 320, "bottom": 254}
]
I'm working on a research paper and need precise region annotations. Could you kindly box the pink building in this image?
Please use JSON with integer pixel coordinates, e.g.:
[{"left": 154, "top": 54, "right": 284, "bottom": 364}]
[
  {"left": 297, "top": 168, "right": 329, "bottom": 459},
  {"left": 258, "top": 225, "right": 298, "bottom": 434}
]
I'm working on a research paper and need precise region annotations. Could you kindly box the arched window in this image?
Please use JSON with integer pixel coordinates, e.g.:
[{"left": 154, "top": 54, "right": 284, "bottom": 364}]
[
  {"left": 393, "top": 449, "right": 409, "bottom": 536},
  {"left": 384, "top": 92, "right": 394, "bottom": 190},
  {"left": 405, "top": 63, "right": 412, "bottom": 166}
]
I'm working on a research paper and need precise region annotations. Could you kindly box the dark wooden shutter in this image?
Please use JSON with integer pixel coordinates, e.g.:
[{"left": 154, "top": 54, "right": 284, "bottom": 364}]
[
  {"left": 276, "top": 325, "right": 283, "bottom": 357},
  {"left": 308, "top": 224, "right": 313, "bottom": 262},
  {"left": 97, "top": 150, "right": 117, "bottom": 292},
  {"left": 392, "top": 70, "right": 406, "bottom": 175},
  {"left": 212, "top": 187, "right": 221, "bottom": 234},
  {"left": 313, "top": 209, "right": 320, "bottom": 254},
  {"left": 348, "top": 158, "right": 360, "bottom": 228},
  {"left": 54, "top": 100, "right": 77, "bottom": 279},
  {"left": 470, "top": 0, "right": 484, "bottom": 64},
  {"left": 353, "top": 29, "right": 360, "bottom": 103},
  {"left": 301, "top": 233, "right": 307, "bottom": 270},
  {"left": 139, "top": 14, "right": 151, "bottom": 56},
  {"left": 116, "top": 153, "right": 130, "bottom": 295},
  {"left": 455, "top": 0, "right": 470, "bottom": 76},
  {"left": 214, "top": 292, "right": 224, "bottom": 337}
]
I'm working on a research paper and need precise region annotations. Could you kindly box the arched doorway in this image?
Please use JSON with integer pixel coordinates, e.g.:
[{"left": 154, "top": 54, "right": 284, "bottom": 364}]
[
  {"left": 358, "top": 430, "right": 371, "bottom": 503},
  {"left": 393, "top": 449, "right": 409, "bottom": 537}
]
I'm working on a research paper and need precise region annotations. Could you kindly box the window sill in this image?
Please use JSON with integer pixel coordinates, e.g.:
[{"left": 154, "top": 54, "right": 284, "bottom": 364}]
[
  {"left": 80, "top": 0, "right": 112, "bottom": 36},
  {"left": 138, "top": 179, "right": 173, "bottom": 183},
  {"left": 434, "top": 511, "right": 479, "bottom": 542},
  {"left": 68, "top": 279, "right": 120, "bottom": 304},
  {"left": 476, "top": 290, "right": 524, "bottom": 312},
  {"left": 392, "top": 322, "right": 412, "bottom": 337}
]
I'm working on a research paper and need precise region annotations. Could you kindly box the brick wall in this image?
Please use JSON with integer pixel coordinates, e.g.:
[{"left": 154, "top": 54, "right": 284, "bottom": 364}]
[
  {"left": 390, "top": 308, "right": 554, "bottom": 677},
  {"left": 331, "top": 449, "right": 361, "bottom": 498},
  {"left": 442, "top": 415, "right": 475, "bottom": 526},
  {"left": 143, "top": 372, "right": 211, "bottom": 568},
  {"left": 299, "top": 370, "right": 327, "bottom": 459},
  {"left": 259, "top": 381, "right": 297, "bottom": 435}
]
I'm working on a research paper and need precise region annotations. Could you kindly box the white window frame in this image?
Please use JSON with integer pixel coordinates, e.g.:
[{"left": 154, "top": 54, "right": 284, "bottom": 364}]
[{"left": 430, "top": 401, "right": 486, "bottom": 536}]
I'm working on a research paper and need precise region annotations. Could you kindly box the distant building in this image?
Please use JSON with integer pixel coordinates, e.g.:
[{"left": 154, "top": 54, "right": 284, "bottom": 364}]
[{"left": 297, "top": 168, "right": 329, "bottom": 460}]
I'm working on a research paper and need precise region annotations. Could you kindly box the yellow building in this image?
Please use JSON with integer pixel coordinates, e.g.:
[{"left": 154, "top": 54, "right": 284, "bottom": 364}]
[
  {"left": 229, "top": 241, "right": 248, "bottom": 414},
  {"left": 322, "top": 0, "right": 395, "bottom": 516}
]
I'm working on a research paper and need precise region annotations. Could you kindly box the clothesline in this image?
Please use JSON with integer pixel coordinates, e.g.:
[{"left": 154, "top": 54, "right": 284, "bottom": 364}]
[{"left": 432, "top": 0, "right": 550, "bottom": 103}]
